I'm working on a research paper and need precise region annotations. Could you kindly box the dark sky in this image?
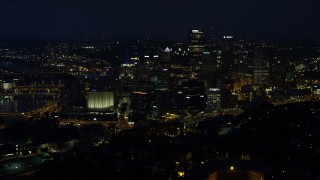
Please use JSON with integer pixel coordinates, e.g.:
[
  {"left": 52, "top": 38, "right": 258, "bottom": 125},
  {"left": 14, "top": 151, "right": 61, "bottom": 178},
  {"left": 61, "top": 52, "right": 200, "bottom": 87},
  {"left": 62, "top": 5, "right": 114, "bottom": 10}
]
[{"left": 0, "top": 0, "right": 320, "bottom": 41}]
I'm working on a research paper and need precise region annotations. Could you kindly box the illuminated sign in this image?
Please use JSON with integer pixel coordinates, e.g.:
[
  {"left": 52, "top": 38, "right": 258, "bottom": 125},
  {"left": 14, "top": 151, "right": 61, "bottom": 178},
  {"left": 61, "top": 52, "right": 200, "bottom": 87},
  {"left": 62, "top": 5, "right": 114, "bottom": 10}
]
[
  {"left": 209, "top": 88, "right": 220, "bottom": 92},
  {"left": 223, "top": 36, "right": 234, "bottom": 39},
  {"left": 83, "top": 46, "right": 94, "bottom": 49},
  {"left": 132, "top": 91, "right": 147, "bottom": 95},
  {"left": 131, "top": 57, "right": 140, "bottom": 61},
  {"left": 121, "top": 63, "right": 135, "bottom": 67}
]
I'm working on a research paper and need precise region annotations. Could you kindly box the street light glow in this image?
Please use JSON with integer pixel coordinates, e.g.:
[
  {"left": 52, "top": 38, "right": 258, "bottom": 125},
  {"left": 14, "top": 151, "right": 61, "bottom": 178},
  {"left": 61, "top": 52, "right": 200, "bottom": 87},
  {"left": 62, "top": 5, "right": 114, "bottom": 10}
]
[{"left": 230, "top": 166, "right": 235, "bottom": 171}]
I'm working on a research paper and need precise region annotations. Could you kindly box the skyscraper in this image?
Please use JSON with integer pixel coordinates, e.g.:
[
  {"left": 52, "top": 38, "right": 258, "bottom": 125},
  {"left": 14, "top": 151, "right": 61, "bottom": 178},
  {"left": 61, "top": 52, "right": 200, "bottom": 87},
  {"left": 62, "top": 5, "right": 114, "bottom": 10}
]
[
  {"left": 253, "top": 47, "right": 269, "bottom": 85},
  {"left": 189, "top": 29, "right": 205, "bottom": 65},
  {"left": 206, "top": 88, "right": 221, "bottom": 112},
  {"left": 220, "top": 36, "right": 235, "bottom": 74},
  {"left": 164, "top": 47, "right": 171, "bottom": 61}
]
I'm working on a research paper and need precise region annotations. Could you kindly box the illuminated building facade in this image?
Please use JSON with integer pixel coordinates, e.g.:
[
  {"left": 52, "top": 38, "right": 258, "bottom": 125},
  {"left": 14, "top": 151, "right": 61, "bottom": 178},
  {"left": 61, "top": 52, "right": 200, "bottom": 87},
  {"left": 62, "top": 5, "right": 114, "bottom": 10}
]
[
  {"left": 0, "top": 80, "right": 14, "bottom": 90},
  {"left": 87, "top": 92, "right": 114, "bottom": 111},
  {"left": 206, "top": 88, "right": 221, "bottom": 112},
  {"left": 119, "top": 63, "right": 135, "bottom": 80}
]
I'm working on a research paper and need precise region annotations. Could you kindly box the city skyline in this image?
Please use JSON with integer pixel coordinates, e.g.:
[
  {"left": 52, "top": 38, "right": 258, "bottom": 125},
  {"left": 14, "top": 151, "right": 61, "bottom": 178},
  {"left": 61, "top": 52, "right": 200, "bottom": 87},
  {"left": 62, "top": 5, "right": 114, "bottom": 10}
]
[
  {"left": 1, "top": 0, "right": 320, "bottom": 40},
  {"left": 1, "top": 24, "right": 320, "bottom": 179},
  {"left": 1, "top": 1, "right": 320, "bottom": 179}
]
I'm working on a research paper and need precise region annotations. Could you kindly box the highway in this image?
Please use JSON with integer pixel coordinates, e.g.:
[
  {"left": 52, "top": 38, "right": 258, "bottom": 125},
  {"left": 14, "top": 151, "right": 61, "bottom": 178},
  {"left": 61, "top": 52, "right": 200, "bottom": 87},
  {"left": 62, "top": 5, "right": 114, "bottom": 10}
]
[
  {"left": 270, "top": 95, "right": 317, "bottom": 106},
  {"left": 181, "top": 108, "right": 244, "bottom": 123},
  {"left": 60, "top": 119, "right": 117, "bottom": 127}
]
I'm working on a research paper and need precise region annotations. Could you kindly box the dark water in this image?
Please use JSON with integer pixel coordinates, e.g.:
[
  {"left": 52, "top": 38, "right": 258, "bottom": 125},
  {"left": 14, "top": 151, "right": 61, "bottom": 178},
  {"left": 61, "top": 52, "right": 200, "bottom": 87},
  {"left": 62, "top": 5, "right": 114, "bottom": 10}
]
[
  {"left": 0, "top": 58, "right": 33, "bottom": 72},
  {"left": 0, "top": 95, "right": 52, "bottom": 113}
]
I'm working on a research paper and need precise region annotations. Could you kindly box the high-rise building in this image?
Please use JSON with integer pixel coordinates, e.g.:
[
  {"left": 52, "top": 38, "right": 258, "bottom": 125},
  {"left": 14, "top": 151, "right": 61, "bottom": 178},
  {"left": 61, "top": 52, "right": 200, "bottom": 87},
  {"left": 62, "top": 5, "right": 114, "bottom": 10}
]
[
  {"left": 253, "top": 48, "right": 269, "bottom": 85},
  {"left": 189, "top": 29, "right": 205, "bottom": 65},
  {"left": 206, "top": 88, "right": 221, "bottom": 112},
  {"left": 201, "top": 51, "right": 218, "bottom": 89},
  {"left": 164, "top": 47, "right": 171, "bottom": 61},
  {"left": 220, "top": 36, "right": 235, "bottom": 74}
]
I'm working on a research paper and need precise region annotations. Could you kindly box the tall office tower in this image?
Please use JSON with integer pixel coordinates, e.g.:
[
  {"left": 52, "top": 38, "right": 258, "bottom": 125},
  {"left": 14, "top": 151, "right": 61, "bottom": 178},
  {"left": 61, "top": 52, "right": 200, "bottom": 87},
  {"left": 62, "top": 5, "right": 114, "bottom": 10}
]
[
  {"left": 269, "top": 49, "right": 287, "bottom": 89},
  {"left": 164, "top": 47, "right": 171, "bottom": 61},
  {"left": 253, "top": 48, "right": 269, "bottom": 85},
  {"left": 206, "top": 26, "right": 215, "bottom": 47},
  {"left": 206, "top": 88, "right": 221, "bottom": 113},
  {"left": 189, "top": 29, "right": 205, "bottom": 66},
  {"left": 220, "top": 36, "right": 235, "bottom": 74},
  {"left": 201, "top": 51, "right": 217, "bottom": 88}
]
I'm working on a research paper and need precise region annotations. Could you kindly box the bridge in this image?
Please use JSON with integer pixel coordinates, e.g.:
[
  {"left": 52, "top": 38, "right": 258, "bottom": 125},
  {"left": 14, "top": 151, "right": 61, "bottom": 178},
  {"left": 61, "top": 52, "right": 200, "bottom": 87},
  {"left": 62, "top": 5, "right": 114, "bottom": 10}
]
[{"left": 10, "top": 85, "right": 64, "bottom": 96}]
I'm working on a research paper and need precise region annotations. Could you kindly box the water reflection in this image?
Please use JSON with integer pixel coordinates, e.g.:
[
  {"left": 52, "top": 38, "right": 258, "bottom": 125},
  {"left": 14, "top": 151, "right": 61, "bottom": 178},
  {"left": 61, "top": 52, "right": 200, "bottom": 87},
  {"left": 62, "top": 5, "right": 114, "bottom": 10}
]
[{"left": 0, "top": 95, "right": 52, "bottom": 113}]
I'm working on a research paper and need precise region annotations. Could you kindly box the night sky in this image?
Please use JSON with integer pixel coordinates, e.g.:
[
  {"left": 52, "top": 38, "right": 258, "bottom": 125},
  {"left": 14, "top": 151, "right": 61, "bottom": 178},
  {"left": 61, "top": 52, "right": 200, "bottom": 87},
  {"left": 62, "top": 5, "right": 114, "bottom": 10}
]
[{"left": 0, "top": 0, "right": 320, "bottom": 40}]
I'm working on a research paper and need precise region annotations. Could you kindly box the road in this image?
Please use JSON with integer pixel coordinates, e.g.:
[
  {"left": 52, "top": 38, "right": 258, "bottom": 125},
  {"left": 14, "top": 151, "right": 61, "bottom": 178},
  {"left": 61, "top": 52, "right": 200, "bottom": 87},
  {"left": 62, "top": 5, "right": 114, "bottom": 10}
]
[
  {"left": 271, "top": 95, "right": 317, "bottom": 106},
  {"left": 182, "top": 108, "right": 244, "bottom": 123},
  {"left": 60, "top": 119, "right": 118, "bottom": 127}
]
